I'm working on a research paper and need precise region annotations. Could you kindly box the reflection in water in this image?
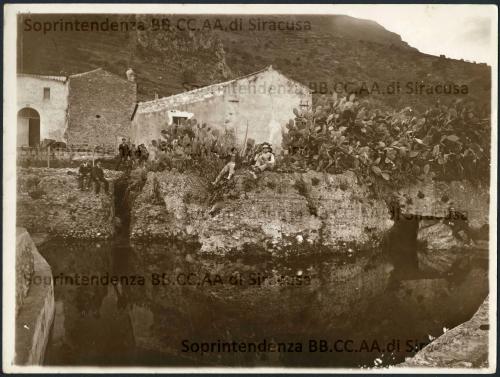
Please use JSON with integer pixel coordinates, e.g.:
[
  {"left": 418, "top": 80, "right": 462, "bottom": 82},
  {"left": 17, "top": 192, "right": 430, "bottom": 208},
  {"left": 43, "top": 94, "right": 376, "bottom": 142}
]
[{"left": 39, "top": 239, "right": 488, "bottom": 367}]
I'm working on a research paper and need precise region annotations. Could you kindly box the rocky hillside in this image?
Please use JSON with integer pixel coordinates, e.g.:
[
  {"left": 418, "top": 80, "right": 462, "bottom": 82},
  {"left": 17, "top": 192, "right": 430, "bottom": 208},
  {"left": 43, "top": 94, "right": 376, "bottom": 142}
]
[{"left": 18, "top": 14, "right": 490, "bottom": 110}]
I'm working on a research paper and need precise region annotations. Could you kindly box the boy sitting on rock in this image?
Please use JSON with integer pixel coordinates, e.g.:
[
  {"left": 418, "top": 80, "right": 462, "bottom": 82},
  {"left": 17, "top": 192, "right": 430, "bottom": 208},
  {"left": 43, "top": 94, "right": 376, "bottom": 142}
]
[
  {"left": 212, "top": 147, "right": 238, "bottom": 185},
  {"left": 250, "top": 142, "right": 275, "bottom": 178}
]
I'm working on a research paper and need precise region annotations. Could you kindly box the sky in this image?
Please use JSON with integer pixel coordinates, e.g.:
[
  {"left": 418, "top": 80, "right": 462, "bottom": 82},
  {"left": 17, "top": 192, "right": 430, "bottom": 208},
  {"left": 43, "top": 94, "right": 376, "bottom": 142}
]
[{"left": 332, "top": 4, "right": 497, "bottom": 65}]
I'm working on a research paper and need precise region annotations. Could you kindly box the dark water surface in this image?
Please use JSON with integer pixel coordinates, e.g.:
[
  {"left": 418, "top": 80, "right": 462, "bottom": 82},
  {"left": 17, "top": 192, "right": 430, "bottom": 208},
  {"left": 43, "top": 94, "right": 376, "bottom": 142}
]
[{"left": 38, "top": 237, "right": 488, "bottom": 367}]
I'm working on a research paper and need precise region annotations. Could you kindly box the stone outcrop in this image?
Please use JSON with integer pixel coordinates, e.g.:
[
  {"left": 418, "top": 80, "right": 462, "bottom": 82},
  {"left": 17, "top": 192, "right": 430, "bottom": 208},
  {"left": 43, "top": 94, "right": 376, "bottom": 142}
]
[
  {"left": 130, "top": 169, "right": 491, "bottom": 259},
  {"left": 399, "top": 296, "right": 489, "bottom": 369},
  {"left": 17, "top": 168, "right": 122, "bottom": 239},
  {"left": 413, "top": 214, "right": 488, "bottom": 276},
  {"left": 395, "top": 178, "right": 489, "bottom": 231},
  {"left": 16, "top": 229, "right": 35, "bottom": 317},
  {"left": 416, "top": 221, "right": 465, "bottom": 274},
  {"left": 388, "top": 178, "right": 490, "bottom": 275},
  {"left": 15, "top": 228, "right": 55, "bottom": 365},
  {"left": 130, "top": 170, "right": 394, "bottom": 254}
]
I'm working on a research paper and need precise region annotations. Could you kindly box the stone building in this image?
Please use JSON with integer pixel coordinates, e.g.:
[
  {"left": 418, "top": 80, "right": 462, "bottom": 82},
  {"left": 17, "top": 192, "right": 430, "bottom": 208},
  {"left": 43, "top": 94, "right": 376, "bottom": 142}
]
[
  {"left": 17, "top": 74, "right": 69, "bottom": 147},
  {"left": 17, "top": 68, "right": 137, "bottom": 149},
  {"left": 131, "top": 66, "right": 312, "bottom": 149},
  {"left": 66, "top": 68, "right": 137, "bottom": 148}
]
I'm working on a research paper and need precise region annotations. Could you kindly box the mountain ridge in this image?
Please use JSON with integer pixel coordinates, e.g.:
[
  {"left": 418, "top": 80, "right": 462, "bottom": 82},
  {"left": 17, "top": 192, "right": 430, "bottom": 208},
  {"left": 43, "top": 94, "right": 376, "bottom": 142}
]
[{"left": 18, "top": 14, "right": 490, "bottom": 111}]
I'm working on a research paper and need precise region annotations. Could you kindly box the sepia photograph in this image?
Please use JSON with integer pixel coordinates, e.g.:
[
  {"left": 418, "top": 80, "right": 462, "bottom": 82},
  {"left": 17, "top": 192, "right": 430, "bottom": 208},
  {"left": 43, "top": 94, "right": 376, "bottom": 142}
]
[{"left": 3, "top": 3, "right": 497, "bottom": 373}]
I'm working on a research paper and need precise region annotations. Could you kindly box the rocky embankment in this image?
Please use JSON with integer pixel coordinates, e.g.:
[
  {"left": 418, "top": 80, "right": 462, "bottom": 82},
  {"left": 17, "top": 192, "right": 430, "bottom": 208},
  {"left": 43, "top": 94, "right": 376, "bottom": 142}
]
[
  {"left": 393, "top": 178, "right": 490, "bottom": 275},
  {"left": 130, "top": 170, "right": 394, "bottom": 254},
  {"left": 15, "top": 228, "right": 55, "bottom": 365},
  {"left": 130, "top": 169, "right": 489, "bottom": 258},
  {"left": 17, "top": 168, "right": 122, "bottom": 239},
  {"left": 399, "top": 296, "right": 489, "bottom": 368}
]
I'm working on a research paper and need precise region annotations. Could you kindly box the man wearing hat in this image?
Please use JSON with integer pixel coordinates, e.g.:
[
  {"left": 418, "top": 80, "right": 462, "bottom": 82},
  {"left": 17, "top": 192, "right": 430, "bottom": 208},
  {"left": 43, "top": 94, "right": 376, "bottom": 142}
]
[
  {"left": 91, "top": 160, "right": 109, "bottom": 195},
  {"left": 77, "top": 159, "right": 92, "bottom": 191},
  {"left": 252, "top": 142, "right": 276, "bottom": 175},
  {"left": 116, "top": 138, "right": 130, "bottom": 170}
]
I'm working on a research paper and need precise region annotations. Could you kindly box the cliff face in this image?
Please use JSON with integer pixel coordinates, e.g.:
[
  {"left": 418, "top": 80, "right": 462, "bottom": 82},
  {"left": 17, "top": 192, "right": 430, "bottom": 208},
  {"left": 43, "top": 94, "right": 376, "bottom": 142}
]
[{"left": 130, "top": 170, "right": 394, "bottom": 254}]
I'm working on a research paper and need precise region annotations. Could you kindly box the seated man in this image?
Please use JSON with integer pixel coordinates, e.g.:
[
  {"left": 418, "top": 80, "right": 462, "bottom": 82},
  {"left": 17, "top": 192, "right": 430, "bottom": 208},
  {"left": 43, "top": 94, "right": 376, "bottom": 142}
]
[
  {"left": 91, "top": 161, "right": 109, "bottom": 195},
  {"left": 251, "top": 142, "right": 275, "bottom": 176},
  {"left": 212, "top": 147, "right": 238, "bottom": 185},
  {"left": 78, "top": 160, "right": 92, "bottom": 191}
]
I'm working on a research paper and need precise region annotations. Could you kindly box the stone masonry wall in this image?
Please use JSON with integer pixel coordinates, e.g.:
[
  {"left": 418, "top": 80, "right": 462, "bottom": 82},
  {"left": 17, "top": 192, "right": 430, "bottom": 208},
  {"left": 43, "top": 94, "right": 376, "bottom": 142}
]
[{"left": 67, "top": 69, "right": 137, "bottom": 149}]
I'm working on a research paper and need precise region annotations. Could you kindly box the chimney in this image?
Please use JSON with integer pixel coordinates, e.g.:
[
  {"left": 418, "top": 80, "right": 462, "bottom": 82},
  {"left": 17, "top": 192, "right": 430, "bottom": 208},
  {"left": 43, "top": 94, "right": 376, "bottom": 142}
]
[{"left": 126, "top": 68, "right": 136, "bottom": 82}]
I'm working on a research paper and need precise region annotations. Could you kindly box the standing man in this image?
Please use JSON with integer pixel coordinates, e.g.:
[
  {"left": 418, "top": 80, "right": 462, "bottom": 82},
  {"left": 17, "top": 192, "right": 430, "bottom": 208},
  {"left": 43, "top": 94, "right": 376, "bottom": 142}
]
[
  {"left": 116, "top": 138, "right": 130, "bottom": 170},
  {"left": 129, "top": 144, "right": 138, "bottom": 167},
  {"left": 137, "top": 143, "right": 149, "bottom": 166},
  {"left": 91, "top": 161, "right": 109, "bottom": 195}
]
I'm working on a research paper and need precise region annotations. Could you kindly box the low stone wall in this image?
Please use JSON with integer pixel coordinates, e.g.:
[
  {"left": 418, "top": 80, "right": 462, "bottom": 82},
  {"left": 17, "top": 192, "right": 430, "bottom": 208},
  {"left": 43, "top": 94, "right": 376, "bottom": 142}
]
[
  {"left": 17, "top": 168, "right": 122, "bottom": 239},
  {"left": 15, "top": 228, "right": 55, "bottom": 365},
  {"left": 398, "top": 296, "right": 489, "bottom": 369}
]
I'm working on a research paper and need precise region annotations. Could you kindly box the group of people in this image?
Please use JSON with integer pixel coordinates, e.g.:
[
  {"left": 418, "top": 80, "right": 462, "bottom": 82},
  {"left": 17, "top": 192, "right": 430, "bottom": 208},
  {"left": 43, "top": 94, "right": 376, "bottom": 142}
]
[
  {"left": 116, "top": 122, "right": 276, "bottom": 179},
  {"left": 77, "top": 160, "right": 109, "bottom": 194},
  {"left": 212, "top": 142, "right": 276, "bottom": 184},
  {"left": 116, "top": 138, "right": 149, "bottom": 170},
  {"left": 75, "top": 127, "right": 277, "bottom": 194}
]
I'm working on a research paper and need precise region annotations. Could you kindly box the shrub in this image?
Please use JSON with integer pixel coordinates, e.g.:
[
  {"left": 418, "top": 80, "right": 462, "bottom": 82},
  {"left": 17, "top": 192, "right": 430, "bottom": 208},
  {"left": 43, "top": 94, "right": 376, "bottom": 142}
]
[
  {"left": 151, "top": 120, "right": 238, "bottom": 184},
  {"left": 282, "top": 93, "right": 490, "bottom": 188}
]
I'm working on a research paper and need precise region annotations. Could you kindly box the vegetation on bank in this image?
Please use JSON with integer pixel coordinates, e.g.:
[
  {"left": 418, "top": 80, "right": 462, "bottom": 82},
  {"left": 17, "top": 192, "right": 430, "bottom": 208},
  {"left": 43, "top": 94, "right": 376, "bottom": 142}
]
[{"left": 282, "top": 94, "right": 490, "bottom": 188}]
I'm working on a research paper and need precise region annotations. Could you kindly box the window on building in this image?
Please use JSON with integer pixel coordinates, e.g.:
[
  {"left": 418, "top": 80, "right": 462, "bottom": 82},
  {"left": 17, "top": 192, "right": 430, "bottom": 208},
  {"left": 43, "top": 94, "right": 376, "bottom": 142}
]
[
  {"left": 172, "top": 116, "right": 187, "bottom": 125},
  {"left": 43, "top": 87, "right": 50, "bottom": 100},
  {"left": 300, "top": 99, "right": 310, "bottom": 109}
]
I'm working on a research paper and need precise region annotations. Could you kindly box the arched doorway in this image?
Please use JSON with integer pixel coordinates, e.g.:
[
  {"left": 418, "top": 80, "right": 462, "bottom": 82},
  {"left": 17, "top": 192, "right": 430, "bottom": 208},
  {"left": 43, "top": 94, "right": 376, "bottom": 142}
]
[{"left": 17, "top": 108, "right": 40, "bottom": 147}]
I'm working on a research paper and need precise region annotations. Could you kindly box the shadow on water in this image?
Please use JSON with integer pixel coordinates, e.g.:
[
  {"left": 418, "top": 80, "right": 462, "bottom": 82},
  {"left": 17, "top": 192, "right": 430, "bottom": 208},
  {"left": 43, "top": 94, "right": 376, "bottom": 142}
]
[{"left": 37, "top": 183, "right": 488, "bottom": 367}]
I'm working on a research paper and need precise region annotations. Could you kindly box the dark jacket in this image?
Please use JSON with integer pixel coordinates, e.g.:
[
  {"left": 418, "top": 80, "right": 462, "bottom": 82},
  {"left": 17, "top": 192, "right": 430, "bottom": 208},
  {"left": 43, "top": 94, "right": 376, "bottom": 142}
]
[
  {"left": 79, "top": 163, "right": 91, "bottom": 175},
  {"left": 138, "top": 144, "right": 149, "bottom": 160},
  {"left": 91, "top": 166, "right": 106, "bottom": 181},
  {"left": 119, "top": 143, "right": 130, "bottom": 157}
]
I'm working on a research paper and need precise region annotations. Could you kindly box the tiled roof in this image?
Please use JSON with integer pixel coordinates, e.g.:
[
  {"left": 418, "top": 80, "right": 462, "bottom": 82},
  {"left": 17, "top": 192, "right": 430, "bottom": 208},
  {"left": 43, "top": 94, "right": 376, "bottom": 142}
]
[
  {"left": 18, "top": 68, "right": 132, "bottom": 83},
  {"left": 17, "top": 73, "right": 68, "bottom": 82},
  {"left": 135, "top": 66, "right": 311, "bottom": 116},
  {"left": 68, "top": 68, "right": 103, "bottom": 78}
]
